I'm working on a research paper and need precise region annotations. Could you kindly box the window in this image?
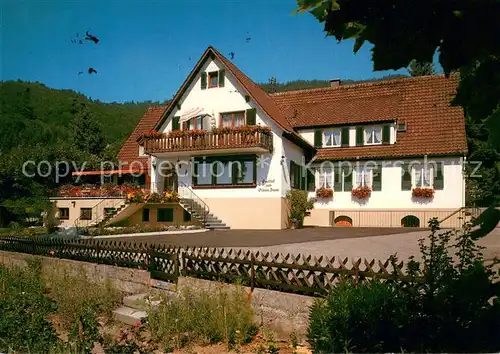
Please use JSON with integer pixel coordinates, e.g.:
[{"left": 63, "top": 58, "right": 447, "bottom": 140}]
[
  {"left": 364, "top": 126, "right": 382, "bottom": 145},
  {"left": 208, "top": 71, "right": 218, "bottom": 88},
  {"left": 290, "top": 160, "right": 305, "bottom": 190},
  {"left": 80, "top": 208, "right": 92, "bottom": 220},
  {"left": 183, "top": 209, "right": 191, "bottom": 222},
  {"left": 318, "top": 168, "right": 333, "bottom": 189},
  {"left": 334, "top": 166, "right": 353, "bottom": 192},
  {"left": 184, "top": 116, "right": 203, "bottom": 130},
  {"left": 221, "top": 111, "right": 245, "bottom": 128},
  {"left": 323, "top": 129, "right": 341, "bottom": 147},
  {"left": 142, "top": 208, "right": 150, "bottom": 222},
  {"left": 193, "top": 156, "right": 256, "bottom": 187},
  {"left": 58, "top": 208, "right": 69, "bottom": 220},
  {"left": 355, "top": 168, "right": 372, "bottom": 188},
  {"left": 413, "top": 165, "right": 433, "bottom": 188},
  {"left": 157, "top": 208, "right": 174, "bottom": 222}
]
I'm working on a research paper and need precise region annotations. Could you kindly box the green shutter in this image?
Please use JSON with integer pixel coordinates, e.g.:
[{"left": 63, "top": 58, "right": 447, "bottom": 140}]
[
  {"left": 289, "top": 160, "right": 295, "bottom": 188},
  {"left": 334, "top": 167, "right": 342, "bottom": 191},
  {"left": 434, "top": 162, "right": 444, "bottom": 190},
  {"left": 218, "top": 69, "right": 225, "bottom": 87},
  {"left": 401, "top": 163, "right": 412, "bottom": 190},
  {"left": 185, "top": 120, "right": 191, "bottom": 130},
  {"left": 356, "top": 127, "right": 364, "bottom": 146},
  {"left": 201, "top": 72, "right": 207, "bottom": 89},
  {"left": 172, "top": 116, "right": 180, "bottom": 131},
  {"left": 372, "top": 164, "right": 382, "bottom": 191},
  {"left": 341, "top": 127, "right": 350, "bottom": 147},
  {"left": 343, "top": 166, "right": 353, "bottom": 191},
  {"left": 307, "top": 169, "right": 315, "bottom": 191},
  {"left": 314, "top": 129, "right": 322, "bottom": 147},
  {"left": 246, "top": 108, "right": 256, "bottom": 125},
  {"left": 382, "top": 125, "right": 390, "bottom": 144}
]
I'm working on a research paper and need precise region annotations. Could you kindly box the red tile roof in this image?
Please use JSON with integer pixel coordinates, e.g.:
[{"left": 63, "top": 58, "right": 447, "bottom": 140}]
[
  {"left": 271, "top": 75, "right": 467, "bottom": 160},
  {"left": 117, "top": 105, "right": 167, "bottom": 168}
]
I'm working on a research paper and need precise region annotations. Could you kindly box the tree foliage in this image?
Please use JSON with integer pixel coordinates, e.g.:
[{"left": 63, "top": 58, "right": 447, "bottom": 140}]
[
  {"left": 0, "top": 81, "right": 154, "bottom": 227},
  {"left": 407, "top": 60, "right": 435, "bottom": 77}
]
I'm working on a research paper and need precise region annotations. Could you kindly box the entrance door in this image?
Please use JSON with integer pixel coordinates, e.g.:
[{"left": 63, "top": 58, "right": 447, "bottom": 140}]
[{"left": 163, "top": 167, "right": 178, "bottom": 193}]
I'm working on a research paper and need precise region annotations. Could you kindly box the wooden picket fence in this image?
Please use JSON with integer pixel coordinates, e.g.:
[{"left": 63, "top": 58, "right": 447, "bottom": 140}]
[{"left": 0, "top": 237, "right": 423, "bottom": 296}]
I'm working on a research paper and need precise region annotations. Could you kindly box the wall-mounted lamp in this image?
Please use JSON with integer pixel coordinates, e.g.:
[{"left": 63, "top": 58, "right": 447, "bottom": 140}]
[{"left": 71, "top": 201, "right": 76, "bottom": 207}]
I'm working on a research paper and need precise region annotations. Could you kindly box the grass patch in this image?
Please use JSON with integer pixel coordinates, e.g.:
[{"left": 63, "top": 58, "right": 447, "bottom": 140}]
[{"left": 147, "top": 286, "right": 258, "bottom": 350}]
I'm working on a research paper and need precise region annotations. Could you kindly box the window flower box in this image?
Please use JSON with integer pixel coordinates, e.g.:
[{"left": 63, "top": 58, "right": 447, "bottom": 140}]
[
  {"left": 412, "top": 187, "right": 435, "bottom": 199},
  {"left": 141, "top": 130, "right": 165, "bottom": 140},
  {"left": 316, "top": 187, "right": 333, "bottom": 198},
  {"left": 351, "top": 186, "right": 372, "bottom": 199}
]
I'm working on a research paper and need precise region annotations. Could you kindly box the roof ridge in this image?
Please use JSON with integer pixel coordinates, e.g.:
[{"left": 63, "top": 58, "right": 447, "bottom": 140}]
[{"left": 269, "top": 74, "right": 449, "bottom": 97}]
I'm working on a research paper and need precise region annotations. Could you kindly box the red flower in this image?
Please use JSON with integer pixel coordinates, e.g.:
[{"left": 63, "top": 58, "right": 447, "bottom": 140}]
[
  {"left": 351, "top": 186, "right": 372, "bottom": 199},
  {"left": 412, "top": 187, "right": 435, "bottom": 199},
  {"left": 316, "top": 187, "right": 333, "bottom": 198}
]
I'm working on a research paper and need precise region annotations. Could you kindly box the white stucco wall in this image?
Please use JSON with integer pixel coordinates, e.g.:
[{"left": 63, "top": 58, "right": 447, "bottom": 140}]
[{"left": 308, "top": 157, "right": 465, "bottom": 210}]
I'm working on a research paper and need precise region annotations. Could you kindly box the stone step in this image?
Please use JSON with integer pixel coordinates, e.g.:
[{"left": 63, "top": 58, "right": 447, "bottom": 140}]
[
  {"left": 206, "top": 224, "right": 230, "bottom": 229},
  {"left": 113, "top": 306, "right": 147, "bottom": 326},
  {"left": 123, "top": 293, "right": 162, "bottom": 311}
]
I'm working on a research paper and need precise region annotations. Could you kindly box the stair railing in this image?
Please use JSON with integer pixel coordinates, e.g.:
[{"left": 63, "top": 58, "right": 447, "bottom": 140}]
[
  {"left": 177, "top": 181, "right": 210, "bottom": 225},
  {"left": 74, "top": 193, "right": 127, "bottom": 233}
]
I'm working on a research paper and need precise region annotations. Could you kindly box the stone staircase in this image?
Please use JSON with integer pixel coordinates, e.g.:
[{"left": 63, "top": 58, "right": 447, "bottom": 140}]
[
  {"left": 180, "top": 197, "right": 229, "bottom": 230},
  {"left": 113, "top": 282, "right": 176, "bottom": 325}
]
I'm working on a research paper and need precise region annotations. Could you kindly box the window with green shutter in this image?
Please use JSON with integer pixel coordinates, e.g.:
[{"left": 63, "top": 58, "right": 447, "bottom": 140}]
[
  {"left": 356, "top": 127, "right": 364, "bottom": 146},
  {"left": 434, "top": 162, "right": 444, "bottom": 190},
  {"left": 201, "top": 72, "right": 207, "bottom": 89},
  {"left": 172, "top": 116, "right": 180, "bottom": 131},
  {"left": 401, "top": 164, "right": 412, "bottom": 190},
  {"left": 372, "top": 164, "right": 382, "bottom": 191},
  {"left": 218, "top": 69, "right": 225, "bottom": 87},
  {"left": 382, "top": 125, "right": 391, "bottom": 144},
  {"left": 246, "top": 108, "right": 256, "bottom": 125},
  {"left": 341, "top": 127, "right": 350, "bottom": 147},
  {"left": 343, "top": 166, "right": 353, "bottom": 191},
  {"left": 314, "top": 129, "right": 322, "bottom": 147}
]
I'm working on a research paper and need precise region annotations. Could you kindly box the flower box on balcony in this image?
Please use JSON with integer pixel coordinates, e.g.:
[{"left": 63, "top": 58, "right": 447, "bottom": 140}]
[
  {"left": 412, "top": 187, "right": 435, "bottom": 199},
  {"left": 351, "top": 186, "right": 372, "bottom": 199},
  {"left": 316, "top": 187, "right": 333, "bottom": 198}
]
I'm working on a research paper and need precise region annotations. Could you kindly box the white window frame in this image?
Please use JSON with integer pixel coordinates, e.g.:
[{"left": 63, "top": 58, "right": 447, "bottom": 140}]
[
  {"left": 354, "top": 167, "right": 372, "bottom": 188},
  {"left": 317, "top": 168, "right": 334, "bottom": 189},
  {"left": 412, "top": 165, "right": 433, "bottom": 188},
  {"left": 364, "top": 126, "right": 383, "bottom": 145},
  {"left": 323, "top": 129, "right": 341, "bottom": 147}
]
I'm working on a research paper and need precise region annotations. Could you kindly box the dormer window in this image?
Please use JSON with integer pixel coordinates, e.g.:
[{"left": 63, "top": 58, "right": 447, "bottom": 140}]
[
  {"left": 323, "top": 129, "right": 341, "bottom": 147},
  {"left": 364, "top": 126, "right": 383, "bottom": 145}
]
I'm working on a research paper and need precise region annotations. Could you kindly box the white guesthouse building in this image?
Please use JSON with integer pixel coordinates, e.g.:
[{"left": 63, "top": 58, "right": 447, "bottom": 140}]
[{"left": 53, "top": 46, "right": 468, "bottom": 230}]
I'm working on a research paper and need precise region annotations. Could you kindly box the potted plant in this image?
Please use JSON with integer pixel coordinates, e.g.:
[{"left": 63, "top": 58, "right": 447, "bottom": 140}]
[
  {"left": 316, "top": 187, "right": 333, "bottom": 198},
  {"left": 412, "top": 187, "right": 435, "bottom": 199},
  {"left": 351, "top": 186, "right": 372, "bottom": 199}
]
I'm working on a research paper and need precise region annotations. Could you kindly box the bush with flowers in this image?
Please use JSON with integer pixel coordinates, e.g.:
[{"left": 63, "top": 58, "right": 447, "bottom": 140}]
[
  {"left": 316, "top": 187, "right": 333, "bottom": 198},
  {"left": 412, "top": 187, "right": 435, "bottom": 199},
  {"left": 351, "top": 186, "right": 372, "bottom": 199}
]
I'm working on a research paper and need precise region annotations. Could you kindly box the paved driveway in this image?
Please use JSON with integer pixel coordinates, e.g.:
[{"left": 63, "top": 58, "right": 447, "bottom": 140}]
[
  {"left": 108, "top": 227, "right": 423, "bottom": 247},
  {"left": 106, "top": 227, "right": 500, "bottom": 263}
]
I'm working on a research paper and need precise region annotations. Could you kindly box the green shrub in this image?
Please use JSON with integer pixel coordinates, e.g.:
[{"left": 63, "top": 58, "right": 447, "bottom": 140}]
[
  {"left": 307, "top": 218, "right": 500, "bottom": 353},
  {"left": 147, "top": 286, "right": 258, "bottom": 349},
  {"left": 0, "top": 261, "right": 58, "bottom": 353},
  {"left": 286, "top": 189, "right": 315, "bottom": 228}
]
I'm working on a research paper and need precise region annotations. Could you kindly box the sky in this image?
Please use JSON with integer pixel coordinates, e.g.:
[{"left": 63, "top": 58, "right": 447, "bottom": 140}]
[{"left": 2, "top": 0, "right": 408, "bottom": 103}]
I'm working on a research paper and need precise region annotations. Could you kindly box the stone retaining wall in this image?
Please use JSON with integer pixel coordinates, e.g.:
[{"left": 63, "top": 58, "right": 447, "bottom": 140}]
[{"left": 0, "top": 250, "right": 150, "bottom": 294}]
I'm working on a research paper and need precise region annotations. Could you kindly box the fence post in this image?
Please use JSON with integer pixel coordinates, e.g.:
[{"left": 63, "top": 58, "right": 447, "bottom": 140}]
[
  {"left": 96, "top": 241, "right": 101, "bottom": 264},
  {"left": 250, "top": 252, "right": 255, "bottom": 291}
]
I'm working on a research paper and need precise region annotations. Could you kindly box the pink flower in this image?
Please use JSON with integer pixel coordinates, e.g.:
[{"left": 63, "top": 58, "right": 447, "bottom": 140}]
[{"left": 49, "top": 249, "right": 55, "bottom": 256}]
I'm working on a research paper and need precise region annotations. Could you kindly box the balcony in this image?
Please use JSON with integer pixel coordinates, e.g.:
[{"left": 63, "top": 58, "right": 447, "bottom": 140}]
[{"left": 139, "top": 126, "right": 273, "bottom": 157}]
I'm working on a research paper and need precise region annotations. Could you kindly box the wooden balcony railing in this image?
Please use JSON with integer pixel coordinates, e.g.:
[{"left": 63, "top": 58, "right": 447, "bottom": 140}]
[{"left": 142, "top": 131, "right": 273, "bottom": 154}]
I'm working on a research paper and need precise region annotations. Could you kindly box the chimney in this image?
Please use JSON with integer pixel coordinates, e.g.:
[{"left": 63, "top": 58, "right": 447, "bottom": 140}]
[{"left": 330, "top": 78, "right": 341, "bottom": 87}]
